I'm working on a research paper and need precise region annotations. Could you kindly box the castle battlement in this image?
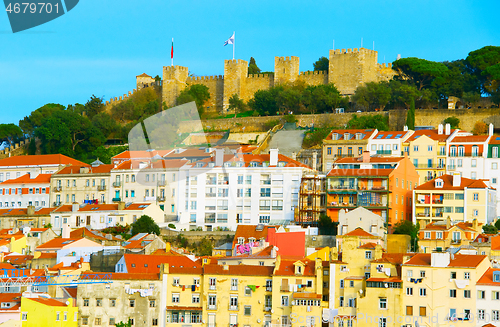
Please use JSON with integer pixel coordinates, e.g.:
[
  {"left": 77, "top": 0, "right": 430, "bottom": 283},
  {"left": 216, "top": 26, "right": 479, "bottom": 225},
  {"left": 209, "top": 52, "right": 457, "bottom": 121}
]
[
  {"left": 187, "top": 75, "right": 224, "bottom": 82},
  {"left": 378, "top": 63, "right": 393, "bottom": 68},
  {"left": 331, "top": 47, "right": 378, "bottom": 55},
  {"left": 247, "top": 73, "right": 274, "bottom": 79},
  {"left": 275, "top": 56, "right": 299, "bottom": 63},
  {"left": 300, "top": 70, "right": 327, "bottom": 76},
  {"left": 163, "top": 65, "right": 189, "bottom": 73}
]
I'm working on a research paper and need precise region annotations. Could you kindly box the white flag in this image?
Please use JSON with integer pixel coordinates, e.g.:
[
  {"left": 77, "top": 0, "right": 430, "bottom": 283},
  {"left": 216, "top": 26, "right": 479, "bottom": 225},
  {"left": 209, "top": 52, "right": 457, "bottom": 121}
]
[{"left": 224, "top": 32, "right": 234, "bottom": 46}]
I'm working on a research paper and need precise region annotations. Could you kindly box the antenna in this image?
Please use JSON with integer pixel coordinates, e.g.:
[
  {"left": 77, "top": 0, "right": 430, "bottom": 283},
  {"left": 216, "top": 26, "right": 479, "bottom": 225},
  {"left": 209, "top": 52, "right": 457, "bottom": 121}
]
[
  {"left": 361, "top": 37, "right": 363, "bottom": 48},
  {"left": 373, "top": 41, "right": 375, "bottom": 50},
  {"left": 333, "top": 39, "right": 335, "bottom": 50}
]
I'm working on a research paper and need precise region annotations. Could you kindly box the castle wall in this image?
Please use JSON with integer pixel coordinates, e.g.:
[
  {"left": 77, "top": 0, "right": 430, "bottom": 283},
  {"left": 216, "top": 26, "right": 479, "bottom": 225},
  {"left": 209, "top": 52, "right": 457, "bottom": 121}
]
[
  {"left": 297, "top": 70, "right": 329, "bottom": 86},
  {"left": 223, "top": 59, "right": 248, "bottom": 110},
  {"left": 274, "top": 56, "right": 300, "bottom": 85},
  {"left": 162, "top": 65, "right": 189, "bottom": 108},
  {"left": 329, "top": 48, "right": 378, "bottom": 95},
  {"left": 244, "top": 74, "right": 274, "bottom": 101},
  {"left": 186, "top": 75, "right": 224, "bottom": 111}
]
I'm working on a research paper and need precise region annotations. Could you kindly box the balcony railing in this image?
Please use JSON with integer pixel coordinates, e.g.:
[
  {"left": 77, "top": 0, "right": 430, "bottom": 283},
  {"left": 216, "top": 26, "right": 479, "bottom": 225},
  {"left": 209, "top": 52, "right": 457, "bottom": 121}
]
[
  {"left": 53, "top": 202, "right": 61, "bottom": 207},
  {"left": 112, "top": 197, "right": 121, "bottom": 202},
  {"left": 157, "top": 196, "right": 165, "bottom": 202},
  {"left": 207, "top": 304, "right": 217, "bottom": 310},
  {"left": 113, "top": 181, "right": 121, "bottom": 187},
  {"left": 97, "top": 185, "right": 106, "bottom": 191},
  {"left": 229, "top": 305, "right": 238, "bottom": 311},
  {"left": 280, "top": 286, "right": 290, "bottom": 292},
  {"left": 376, "top": 150, "right": 392, "bottom": 155},
  {"left": 158, "top": 180, "right": 166, "bottom": 187},
  {"left": 266, "top": 286, "right": 273, "bottom": 292},
  {"left": 53, "top": 186, "right": 62, "bottom": 192},
  {"left": 447, "top": 165, "right": 456, "bottom": 170},
  {"left": 449, "top": 152, "right": 480, "bottom": 158},
  {"left": 415, "top": 164, "right": 445, "bottom": 169},
  {"left": 205, "top": 218, "right": 216, "bottom": 224}
]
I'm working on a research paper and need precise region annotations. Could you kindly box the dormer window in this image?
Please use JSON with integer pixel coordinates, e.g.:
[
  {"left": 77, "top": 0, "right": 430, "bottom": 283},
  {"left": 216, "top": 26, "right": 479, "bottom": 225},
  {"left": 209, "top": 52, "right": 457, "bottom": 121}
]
[
  {"left": 494, "top": 271, "right": 500, "bottom": 283},
  {"left": 434, "top": 179, "right": 443, "bottom": 188},
  {"left": 355, "top": 133, "right": 362, "bottom": 140},
  {"left": 332, "top": 133, "right": 339, "bottom": 140},
  {"left": 277, "top": 162, "right": 286, "bottom": 167},
  {"left": 344, "top": 133, "right": 350, "bottom": 140},
  {"left": 238, "top": 237, "right": 245, "bottom": 245},
  {"left": 248, "top": 237, "right": 256, "bottom": 243}
]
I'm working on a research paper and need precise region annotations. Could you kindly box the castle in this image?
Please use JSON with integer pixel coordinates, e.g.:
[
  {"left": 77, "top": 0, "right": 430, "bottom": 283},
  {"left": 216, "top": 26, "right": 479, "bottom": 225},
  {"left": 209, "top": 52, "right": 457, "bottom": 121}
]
[{"left": 106, "top": 47, "right": 396, "bottom": 113}]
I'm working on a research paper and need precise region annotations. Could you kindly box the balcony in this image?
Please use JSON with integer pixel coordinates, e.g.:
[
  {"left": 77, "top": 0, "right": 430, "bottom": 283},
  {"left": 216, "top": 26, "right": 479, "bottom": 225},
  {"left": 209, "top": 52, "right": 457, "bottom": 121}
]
[
  {"left": 112, "top": 197, "right": 121, "bottom": 202},
  {"left": 97, "top": 185, "right": 106, "bottom": 191},
  {"left": 113, "top": 181, "right": 121, "bottom": 187},
  {"left": 327, "top": 202, "right": 356, "bottom": 209},
  {"left": 449, "top": 152, "right": 480, "bottom": 158},
  {"left": 157, "top": 196, "right": 165, "bottom": 202},
  {"left": 205, "top": 218, "right": 216, "bottom": 224},
  {"left": 158, "top": 180, "right": 166, "bottom": 187},
  {"left": 264, "top": 306, "right": 272, "bottom": 311},
  {"left": 447, "top": 165, "right": 456, "bottom": 171},
  {"left": 376, "top": 150, "right": 392, "bottom": 155},
  {"left": 53, "top": 202, "right": 61, "bottom": 207},
  {"left": 266, "top": 286, "right": 272, "bottom": 292},
  {"left": 415, "top": 164, "right": 445, "bottom": 169},
  {"left": 229, "top": 305, "right": 239, "bottom": 311},
  {"left": 280, "top": 286, "right": 290, "bottom": 292},
  {"left": 53, "top": 186, "right": 62, "bottom": 192},
  {"left": 207, "top": 304, "right": 217, "bottom": 310}
]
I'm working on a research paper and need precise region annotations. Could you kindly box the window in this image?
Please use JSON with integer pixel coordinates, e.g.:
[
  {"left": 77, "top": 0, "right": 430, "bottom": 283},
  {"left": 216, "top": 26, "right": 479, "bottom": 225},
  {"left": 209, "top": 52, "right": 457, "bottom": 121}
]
[
  {"left": 109, "top": 318, "right": 115, "bottom": 325},
  {"left": 339, "top": 296, "right": 344, "bottom": 307},
  {"left": 172, "top": 293, "right": 180, "bottom": 303},
  {"left": 406, "top": 287, "right": 413, "bottom": 295},
  {"left": 244, "top": 306, "right": 251, "bottom": 316},
  {"left": 379, "top": 318, "right": 386, "bottom": 327},
  {"left": 245, "top": 286, "right": 252, "bottom": 296},
  {"left": 419, "top": 288, "right": 426, "bottom": 296},
  {"left": 282, "top": 295, "right": 289, "bottom": 306},
  {"left": 420, "top": 271, "right": 426, "bottom": 278},
  {"left": 464, "top": 272, "right": 470, "bottom": 279},
  {"left": 464, "top": 290, "right": 471, "bottom": 298},
  {"left": 95, "top": 318, "right": 102, "bottom": 325},
  {"left": 474, "top": 193, "right": 479, "bottom": 201},
  {"left": 478, "top": 309, "right": 485, "bottom": 320},
  {"left": 173, "top": 277, "right": 180, "bottom": 286},
  {"left": 81, "top": 317, "right": 88, "bottom": 325},
  {"left": 340, "top": 280, "right": 344, "bottom": 288},
  {"left": 83, "top": 298, "right": 89, "bottom": 307},
  {"left": 110, "top": 299, "right": 116, "bottom": 307},
  {"left": 493, "top": 310, "right": 500, "bottom": 321},
  {"left": 327, "top": 147, "right": 332, "bottom": 155},
  {"left": 420, "top": 306, "right": 426, "bottom": 317},
  {"left": 478, "top": 290, "right": 486, "bottom": 299},
  {"left": 349, "top": 280, "right": 354, "bottom": 288},
  {"left": 450, "top": 289, "right": 457, "bottom": 298},
  {"left": 424, "top": 232, "right": 431, "bottom": 239},
  {"left": 149, "top": 300, "right": 156, "bottom": 307},
  {"left": 428, "top": 145, "right": 433, "bottom": 152},
  {"left": 379, "top": 298, "right": 387, "bottom": 309},
  {"left": 450, "top": 272, "right": 457, "bottom": 279},
  {"left": 493, "top": 291, "right": 500, "bottom": 300},
  {"left": 406, "top": 306, "right": 413, "bottom": 316},
  {"left": 413, "top": 146, "right": 419, "bottom": 152},
  {"left": 365, "top": 251, "right": 372, "bottom": 259},
  {"left": 96, "top": 298, "right": 102, "bottom": 307},
  {"left": 56, "top": 312, "right": 60, "bottom": 321},
  {"left": 129, "top": 299, "right": 135, "bottom": 307},
  {"left": 209, "top": 277, "right": 216, "bottom": 290},
  {"left": 472, "top": 159, "right": 477, "bottom": 167}
]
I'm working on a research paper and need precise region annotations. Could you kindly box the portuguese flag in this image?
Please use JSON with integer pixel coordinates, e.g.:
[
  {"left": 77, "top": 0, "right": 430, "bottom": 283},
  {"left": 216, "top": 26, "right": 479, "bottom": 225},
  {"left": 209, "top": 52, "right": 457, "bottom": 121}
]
[{"left": 171, "top": 38, "right": 174, "bottom": 59}]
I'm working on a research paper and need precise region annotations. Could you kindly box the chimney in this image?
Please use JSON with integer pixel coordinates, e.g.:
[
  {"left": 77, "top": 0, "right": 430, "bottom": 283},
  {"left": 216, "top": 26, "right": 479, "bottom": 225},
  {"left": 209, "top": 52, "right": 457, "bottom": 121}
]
[
  {"left": 118, "top": 202, "right": 125, "bottom": 210},
  {"left": 27, "top": 205, "right": 35, "bottom": 216},
  {"left": 362, "top": 151, "right": 370, "bottom": 163},
  {"left": 445, "top": 123, "right": 451, "bottom": 135},
  {"left": 452, "top": 172, "right": 461, "bottom": 187},
  {"left": 215, "top": 148, "right": 224, "bottom": 167},
  {"left": 29, "top": 168, "right": 40, "bottom": 179},
  {"left": 446, "top": 216, "right": 451, "bottom": 229},
  {"left": 71, "top": 203, "right": 79, "bottom": 212},
  {"left": 312, "top": 152, "right": 318, "bottom": 171},
  {"left": 438, "top": 124, "right": 443, "bottom": 135},
  {"left": 270, "top": 149, "right": 279, "bottom": 166},
  {"left": 404, "top": 125, "right": 408, "bottom": 132},
  {"left": 62, "top": 224, "right": 71, "bottom": 238},
  {"left": 431, "top": 252, "right": 451, "bottom": 267},
  {"left": 489, "top": 123, "right": 494, "bottom": 136},
  {"left": 271, "top": 246, "right": 278, "bottom": 258},
  {"left": 292, "top": 152, "right": 297, "bottom": 160},
  {"left": 473, "top": 218, "right": 478, "bottom": 231}
]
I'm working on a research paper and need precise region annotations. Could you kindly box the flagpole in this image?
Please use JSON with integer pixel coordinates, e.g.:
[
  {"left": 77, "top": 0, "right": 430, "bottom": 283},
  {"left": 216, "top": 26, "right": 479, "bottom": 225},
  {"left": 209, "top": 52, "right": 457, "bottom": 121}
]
[{"left": 233, "top": 31, "right": 235, "bottom": 60}]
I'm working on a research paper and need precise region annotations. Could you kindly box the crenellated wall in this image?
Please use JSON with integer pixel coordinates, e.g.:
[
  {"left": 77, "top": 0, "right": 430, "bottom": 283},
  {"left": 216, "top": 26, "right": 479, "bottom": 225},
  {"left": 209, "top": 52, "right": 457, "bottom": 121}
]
[
  {"left": 274, "top": 56, "right": 300, "bottom": 85},
  {"left": 186, "top": 75, "right": 224, "bottom": 110},
  {"left": 245, "top": 73, "right": 274, "bottom": 100},
  {"left": 297, "top": 70, "right": 329, "bottom": 86},
  {"left": 162, "top": 65, "right": 189, "bottom": 108}
]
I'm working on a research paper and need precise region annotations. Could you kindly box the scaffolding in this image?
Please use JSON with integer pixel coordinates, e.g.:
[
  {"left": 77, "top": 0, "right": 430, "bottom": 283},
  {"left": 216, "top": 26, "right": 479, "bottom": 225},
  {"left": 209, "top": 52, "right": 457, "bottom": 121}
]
[{"left": 295, "top": 173, "right": 326, "bottom": 226}]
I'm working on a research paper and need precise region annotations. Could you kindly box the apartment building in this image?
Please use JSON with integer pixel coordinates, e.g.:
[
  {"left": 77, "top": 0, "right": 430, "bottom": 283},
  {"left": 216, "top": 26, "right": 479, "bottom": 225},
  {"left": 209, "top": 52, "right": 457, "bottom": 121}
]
[
  {"left": 326, "top": 153, "right": 419, "bottom": 225},
  {"left": 176, "top": 149, "right": 311, "bottom": 231},
  {"left": 413, "top": 173, "right": 497, "bottom": 226},
  {"left": 322, "top": 129, "right": 378, "bottom": 172},
  {"left": 476, "top": 268, "right": 500, "bottom": 327},
  {"left": 0, "top": 206, "right": 55, "bottom": 229},
  {"left": 367, "top": 129, "right": 414, "bottom": 157},
  {"left": 418, "top": 219, "right": 483, "bottom": 253},
  {"left": 446, "top": 134, "right": 491, "bottom": 180},
  {"left": 0, "top": 173, "right": 50, "bottom": 208}
]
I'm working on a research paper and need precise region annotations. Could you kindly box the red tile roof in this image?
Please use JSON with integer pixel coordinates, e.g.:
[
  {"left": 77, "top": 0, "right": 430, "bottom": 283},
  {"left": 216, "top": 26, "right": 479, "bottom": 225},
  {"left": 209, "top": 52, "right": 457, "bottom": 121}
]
[
  {"left": 0, "top": 293, "right": 21, "bottom": 306},
  {"left": 492, "top": 235, "right": 500, "bottom": 251},
  {"left": 70, "top": 227, "right": 121, "bottom": 241},
  {"left": 0, "top": 173, "right": 51, "bottom": 185},
  {"left": 232, "top": 225, "right": 278, "bottom": 248},
  {"left": 36, "top": 252, "right": 57, "bottom": 259},
  {"left": 450, "top": 135, "right": 490, "bottom": 143},
  {"left": 4, "top": 255, "right": 33, "bottom": 265},
  {"left": 358, "top": 242, "right": 378, "bottom": 249},
  {"left": 405, "top": 129, "right": 456, "bottom": 142},
  {"left": 0, "top": 154, "right": 86, "bottom": 167},
  {"left": 343, "top": 228, "right": 375, "bottom": 237},
  {"left": 123, "top": 253, "right": 198, "bottom": 274},
  {"left": 56, "top": 164, "right": 114, "bottom": 175},
  {"left": 476, "top": 268, "right": 500, "bottom": 286},
  {"left": 192, "top": 153, "right": 311, "bottom": 169},
  {"left": 415, "top": 174, "right": 490, "bottom": 191},
  {"left": 335, "top": 157, "right": 403, "bottom": 164},
  {"left": 325, "top": 129, "right": 376, "bottom": 141},
  {"left": 0, "top": 208, "right": 56, "bottom": 216},
  {"left": 28, "top": 297, "right": 70, "bottom": 307},
  {"left": 404, "top": 253, "right": 486, "bottom": 268},
  {"left": 164, "top": 148, "right": 213, "bottom": 159},
  {"left": 274, "top": 259, "right": 316, "bottom": 276},
  {"left": 112, "top": 150, "right": 173, "bottom": 160},
  {"left": 204, "top": 264, "right": 274, "bottom": 276},
  {"left": 293, "top": 292, "right": 322, "bottom": 299},
  {"left": 62, "top": 287, "right": 78, "bottom": 299},
  {"left": 372, "top": 131, "right": 409, "bottom": 139},
  {"left": 36, "top": 238, "right": 82, "bottom": 250},
  {"left": 114, "top": 159, "right": 188, "bottom": 170}
]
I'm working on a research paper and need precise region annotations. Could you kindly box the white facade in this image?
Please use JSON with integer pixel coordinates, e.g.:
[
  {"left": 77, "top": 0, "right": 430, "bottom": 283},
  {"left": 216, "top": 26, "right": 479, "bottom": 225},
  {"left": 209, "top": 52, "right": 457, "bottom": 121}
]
[
  {"left": 367, "top": 129, "right": 414, "bottom": 157},
  {"left": 476, "top": 269, "right": 500, "bottom": 327}
]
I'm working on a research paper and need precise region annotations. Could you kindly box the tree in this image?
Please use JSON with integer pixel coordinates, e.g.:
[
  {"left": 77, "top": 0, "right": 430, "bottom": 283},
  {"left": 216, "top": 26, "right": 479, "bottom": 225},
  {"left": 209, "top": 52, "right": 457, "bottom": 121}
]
[
  {"left": 248, "top": 88, "right": 280, "bottom": 116},
  {"left": 84, "top": 95, "right": 105, "bottom": 119},
  {"left": 27, "top": 138, "right": 36, "bottom": 155},
  {"left": 91, "top": 112, "right": 120, "bottom": 139},
  {"left": 0, "top": 123, "right": 23, "bottom": 146},
  {"left": 482, "top": 224, "right": 498, "bottom": 234},
  {"left": 116, "top": 320, "right": 132, "bottom": 327},
  {"left": 462, "top": 92, "right": 481, "bottom": 107},
  {"left": 19, "top": 103, "right": 65, "bottom": 135},
  {"left": 392, "top": 57, "right": 449, "bottom": 91},
  {"left": 389, "top": 81, "right": 420, "bottom": 109},
  {"left": 392, "top": 220, "right": 419, "bottom": 252},
  {"left": 131, "top": 215, "right": 160, "bottom": 236},
  {"left": 318, "top": 213, "right": 338, "bottom": 236},
  {"left": 303, "top": 84, "right": 342, "bottom": 114},
  {"left": 406, "top": 99, "right": 415, "bottom": 130},
  {"left": 313, "top": 56, "right": 329, "bottom": 71},
  {"left": 347, "top": 114, "right": 389, "bottom": 131},
  {"left": 472, "top": 121, "right": 488, "bottom": 135},
  {"left": 197, "top": 237, "right": 213, "bottom": 256},
  {"left": 177, "top": 84, "right": 210, "bottom": 115},
  {"left": 228, "top": 94, "right": 246, "bottom": 115},
  {"left": 352, "top": 82, "right": 392, "bottom": 111},
  {"left": 495, "top": 219, "right": 500, "bottom": 231},
  {"left": 248, "top": 57, "right": 261, "bottom": 74},
  {"left": 466, "top": 46, "right": 500, "bottom": 95},
  {"left": 444, "top": 116, "right": 460, "bottom": 129}
]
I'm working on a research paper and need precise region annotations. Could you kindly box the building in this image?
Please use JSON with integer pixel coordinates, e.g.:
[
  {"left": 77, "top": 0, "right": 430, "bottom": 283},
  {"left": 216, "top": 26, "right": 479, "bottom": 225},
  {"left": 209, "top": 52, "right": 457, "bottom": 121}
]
[
  {"left": 367, "top": 129, "right": 414, "bottom": 157},
  {"left": 322, "top": 129, "right": 378, "bottom": 172},
  {"left": 336, "top": 227, "right": 384, "bottom": 251},
  {"left": 446, "top": 134, "right": 491, "bottom": 180},
  {"left": 0, "top": 207, "right": 55, "bottom": 230},
  {"left": 20, "top": 296, "right": 78, "bottom": 327},
  {"left": 49, "top": 202, "right": 164, "bottom": 233},
  {"left": 476, "top": 268, "right": 500, "bottom": 327},
  {"left": 418, "top": 219, "right": 483, "bottom": 253},
  {"left": 0, "top": 293, "right": 21, "bottom": 326},
  {"left": 121, "top": 233, "right": 167, "bottom": 255},
  {"left": 326, "top": 153, "right": 419, "bottom": 225},
  {"left": 337, "top": 207, "right": 386, "bottom": 237},
  {"left": 484, "top": 128, "right": 500, "bottom": 217},
  {"left": 295, "top": 172, "right": 326, "bottom": 226},
  {"left": 402, "top": 124, "right": 459, "bottom": 184},
  {"left": 413, "top": 173, "right": 497, "bottom": 226},
  {"left": 49, "top": 161, "right": 114, "bottom": 207},
  {"left": 35, "top": 237, "right": 106, "bottom": 266},
  {"left": 177, "top": 149, "right": 311, "bottom": 231},
  {"left": 0, "top": 173, "right": 51, "bottom": 208}
]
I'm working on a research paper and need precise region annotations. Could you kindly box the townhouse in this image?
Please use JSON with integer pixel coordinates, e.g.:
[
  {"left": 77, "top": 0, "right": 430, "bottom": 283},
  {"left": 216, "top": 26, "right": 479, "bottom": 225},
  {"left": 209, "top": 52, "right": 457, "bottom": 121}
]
[
  {"left": 177, "top": 148, "right": 311, "bottom": 231},
  {"left": 337, "top": 207, "right": 386, "bottom": 237},
  {"left": 20, "top": 297, "right": 78, "bottom": 327},
  {"left": 49, "top": 161, "right": 114, "bottom": 206},
  {"left": 367, "top": 129, "right": 414, "bottom": 157},
  {"left": 476, "top": 268, "right": 500, "bottom": 326},
  {"left": 0, "top": 173, "right": 51, "bottom": 208},
  {"left": 326, "top": 153, "right": 419, "bottom": 226},
  {"left": 446, "top": 134, "right": 491, "bottom": 180},
  {"left": 418, "top": 219, "right": 483, "bottom": 253},
  {"left": 413, "top": 173, "right": 497, "bottom": 226},
  {"left": 322, "top": 129, "right": 378, "bottom": 171},
  {"left": 0, "top": 206, "right": 55, "bottom": 230}
]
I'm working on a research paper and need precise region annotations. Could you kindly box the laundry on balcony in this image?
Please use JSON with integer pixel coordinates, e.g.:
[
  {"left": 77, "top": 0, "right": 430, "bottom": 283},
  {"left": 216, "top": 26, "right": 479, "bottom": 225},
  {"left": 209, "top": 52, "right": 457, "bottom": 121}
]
[{"left": 83, "top": 199, "right": 99, "bottom": 205}]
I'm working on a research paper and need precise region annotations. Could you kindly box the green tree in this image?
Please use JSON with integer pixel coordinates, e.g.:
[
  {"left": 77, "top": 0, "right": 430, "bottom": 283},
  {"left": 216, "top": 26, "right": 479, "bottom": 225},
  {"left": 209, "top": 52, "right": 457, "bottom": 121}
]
[
  {"left": 197, "top": 237, "right": 213, "bottom": 256},
  {"left": 389, "top": 81, "right": 420, "bottom": 109},
  {"left": 406, "top": 99, "right": 415, "bottom": 130},
  {"left": 19, "top": 103, "right": 65, "bottom": 135},
  {"left": 27, "top": 138, "right": 37, "bottom": 155},
  {"left": 131, "top": 215, "right": 160, "bottom": 236},
  {"left": 303, "top": 84, "right": 342, "bottom": 114},
  {"left": 482, "top": 224, "right": 498, "bottom": 234},
  {"left": 462, "top": 92, "right": 481, "bottom": 107},
  {"left": 444, "top": 116, "right": 460, "bottom": 129},
  {"left": 352, "top": 82, "right": 392, "bottom": 111},
  {"left": 84, "top": 95, "right": 105, "bottom": 119},
  {"left": 392, "top": 57, "right": 449, "bottom": 91},
  {"left": 228, "top": 94, "right": 246, "bottom": 115},
  {"left": 347, "top": 114, "right": 389, "bottom": 131},
  {"left": 91, "top": 112, "right": 120, "bottom": 139},
  {"left": 248, "top": 88, "right": 280, "bottom": 116},
  {"left": 116, "top": 320, "right": 132, "bottom": 327},
  {"left": 313, "top": 56, "right": 329, "bottom": 71},
  {"left": 466, "top": 46, "right": 500, "bottom": 95},
  {"left": 89, "top": 145, "right": 128, "bottom": 165},
  {"left": 248, "top": 57, "right": 261, "bottom": 74},
  {"left": 177, "top": 84, "right": 210, "bottom": 115},
  {"left": 392, "top": 220, "right": 419, "bottom": 252},
  {"left": 494, "top": 219, "right": 500, "bottom": 231},
  {"left": 0, "top": 123, "right": 23, "bottom": 146},
  {"left": 318, "top": 213, "right": 338, "bottom": 236}
]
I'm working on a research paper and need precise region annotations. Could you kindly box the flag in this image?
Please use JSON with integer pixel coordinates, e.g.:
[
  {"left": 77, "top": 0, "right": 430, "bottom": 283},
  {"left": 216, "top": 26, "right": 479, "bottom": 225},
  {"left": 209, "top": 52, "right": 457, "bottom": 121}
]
[
  {"left": 224, "top": 32, "right": 234, "bottom": 46},
  {"left": 171, "top": 38, "right": 174, "bottom": 59}
]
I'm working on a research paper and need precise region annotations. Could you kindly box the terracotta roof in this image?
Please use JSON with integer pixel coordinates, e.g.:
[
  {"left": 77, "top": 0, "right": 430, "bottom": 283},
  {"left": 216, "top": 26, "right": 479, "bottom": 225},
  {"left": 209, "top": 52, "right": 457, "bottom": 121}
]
[
  {"left": 472, "top": 233, "right": 497, "bottom": 243},
  {"left": 0, "top": 208, "right": 56, "bottom": 217},
  {"left": 54, "top": 203, "right": 151, "bottom": 213},
  {"left": 0, "top": 293, "right": 21, "bottom": 304},
  {"left": 492, "top": 235, "right": 500, "bottom": 251},
  {"left": 293, "top": 292, "right": 321, "bottom": 299},
  {"left": 204, "top": 264, "right": 274, "bottom": 276},
  {"left": 325, "top": 129, "right": 376, "bottom": 141},
  {"left": 123, "top": 253, "right": 197, "bottom": 274},
  {"left": 114, "top": 159, "right": 188, "bottom": 170},
  {"left": 343, "top": 228, "right": 375, "bottom": 237},
  {"left": 327, "top": 168, "right": 393, "bottom": 177},
  {"left": 112, "top": 150, "right": 173, "bottom": 160},
  {"left": 0, "top": 263, "right": 15, "bottom": 270},
  {"left": 62, "top": 287, "right": 77, "bottom": 299},
  {"left": 56, "top": 164, "right": 114, "bottom": 175},
  {"left": 358, "top": 242, "right": 378, "bottom": 249},
  {"left": 4, "top": 255, "right": 33, "bottom": 265},
  {"left": 136, "top": 73, "right": 152, "bottom": 77},
  {"left": 191, "top": 153, "right": 311, "bottom": 169},
  {"left": 476, "top": 268, "right": 500, "bottom": 286},
  {"left": 164, "top": 148, "right": 212, "bottom": 159},
  {"left": 372, "top": 131, "right": 409, "bottom": 140},
  {"left": 415, "top": 174, "right": 490, "bottom": 191},
  {"left": 0, "top": 173, "right": 51, "bottom": 185},
  {"left": 70, "top": 227, "right": 122, "bottom": 242},
  {"left": 232, "top": 225, "right": 277, "bottom": 248},
  {"left": 28, "top": 297, "right": 70, "bottom": 307},
  {"left": 0, "top": 154, "right": 86, "bottom": 167},
  {"left": 405, "top": 129, "right": 456, "bottom": 142},
  {"left": 489, "top": 136, "right": 500, "bottom": 145},
  {"left": 36, "top": 238, "right": 82, "bottom": 250},
  {"left": 274, "top": 259, "right": 316, "bottom": 276},
  {"left": 404, "top": 253, "right": 486, "bottom": 268},
  {"left": 80, "top": 271, "right": 160, "bottom": 280},
  {"left": 36, "top": 252, "right": 57, "bottom": 259},
  {"left": 335, "top": 157, "right": 403, "bottom": 164},
  {"left": 450, "top": 135, "right": 490, "bottom": 143},
  {"left": 366, "top": 277, "right": 402, "bottom": 282},
  {"left": 422, "top": 221, "right": 479, "bottom": 232}
]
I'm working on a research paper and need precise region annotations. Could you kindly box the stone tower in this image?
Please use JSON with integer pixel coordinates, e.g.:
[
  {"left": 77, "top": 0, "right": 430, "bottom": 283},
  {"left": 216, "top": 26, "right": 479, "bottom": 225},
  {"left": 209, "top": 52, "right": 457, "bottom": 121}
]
[
  {"left": 162, "top": 65, "right": 189, "bottom": 108},
  {"left": 328, "top": 48, "right": 378, "bottom": 95},
  {"left": 274, "top": 56, "right": 300, "bottom": 85},
  {"left": 223, "top": 59, "right": 248, "bottom": 111}
]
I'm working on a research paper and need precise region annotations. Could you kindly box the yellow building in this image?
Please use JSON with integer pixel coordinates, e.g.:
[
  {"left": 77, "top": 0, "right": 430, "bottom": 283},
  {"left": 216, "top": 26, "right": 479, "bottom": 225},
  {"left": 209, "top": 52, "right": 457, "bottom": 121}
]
[
  {"left": 418, "top": 219, "right": 482, "bottom": 253},
  {"left": 413, "top": 173, "right": 497, "bottom": 226},
  {"left": 401, "top": 252, "right": 490, "bottom": 326},
  {"left": 403, "top": 126, "right": 457, "bottom": 184},
  {"left": 0, "top": 232, "right": 27, "bottom": 254},
  {"left": 20, "top": 297, "right": 77, "bottom": 327}
]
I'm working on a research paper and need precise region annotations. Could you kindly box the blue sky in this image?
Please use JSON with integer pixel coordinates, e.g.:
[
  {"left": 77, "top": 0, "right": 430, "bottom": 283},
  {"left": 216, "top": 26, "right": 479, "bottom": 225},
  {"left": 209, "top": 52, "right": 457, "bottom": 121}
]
[{"left": 0, "top": 0, "right": 499, "bottom": 124}]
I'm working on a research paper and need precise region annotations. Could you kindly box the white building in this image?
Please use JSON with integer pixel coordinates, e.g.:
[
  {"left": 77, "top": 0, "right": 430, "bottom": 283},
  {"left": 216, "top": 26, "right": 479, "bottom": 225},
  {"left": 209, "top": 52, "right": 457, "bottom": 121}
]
[
  {"left": 337, "top": 207, "right": 386, "bottom": 237},
  {"left": 475, "top": 268, "right": 500, "bottom": 326},
  {"left": 0, "top": 172, "right": 50, "bottom": 208},
  {"left": 367, "top": 129, "right": 414, "bottom": 157},
  {"left": 176, "top": 148, "right": 312, "bottom": 231}
]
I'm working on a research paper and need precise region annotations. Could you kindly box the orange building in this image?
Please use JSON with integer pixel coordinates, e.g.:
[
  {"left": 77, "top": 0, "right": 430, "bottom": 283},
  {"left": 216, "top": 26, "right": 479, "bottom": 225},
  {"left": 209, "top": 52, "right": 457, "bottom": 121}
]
[{"left": 326, "top": 152, "right": 419, "bottom": 226}]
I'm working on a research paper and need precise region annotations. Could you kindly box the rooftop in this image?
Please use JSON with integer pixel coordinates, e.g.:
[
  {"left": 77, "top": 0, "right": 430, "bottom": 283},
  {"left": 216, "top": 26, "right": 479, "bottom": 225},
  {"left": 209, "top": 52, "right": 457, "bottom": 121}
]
[
  {"left": 0, "top": 154, "right": 86, "bottom": 167},
  {"left": 415, "top": 174, "right": 490, "bottom": 191}
]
